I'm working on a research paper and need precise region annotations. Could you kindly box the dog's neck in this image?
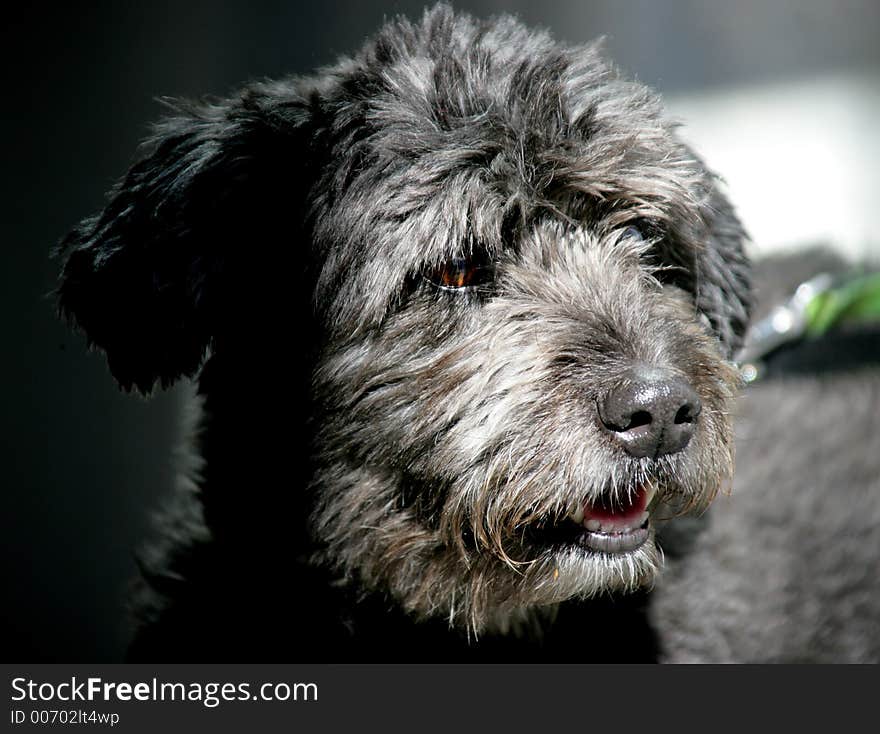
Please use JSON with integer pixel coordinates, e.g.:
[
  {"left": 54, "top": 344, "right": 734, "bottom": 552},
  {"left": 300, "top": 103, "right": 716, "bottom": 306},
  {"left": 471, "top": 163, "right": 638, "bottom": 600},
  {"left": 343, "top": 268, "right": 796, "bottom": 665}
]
[{"left": 192, "top": 351, "right": 315, "bottom": 548}]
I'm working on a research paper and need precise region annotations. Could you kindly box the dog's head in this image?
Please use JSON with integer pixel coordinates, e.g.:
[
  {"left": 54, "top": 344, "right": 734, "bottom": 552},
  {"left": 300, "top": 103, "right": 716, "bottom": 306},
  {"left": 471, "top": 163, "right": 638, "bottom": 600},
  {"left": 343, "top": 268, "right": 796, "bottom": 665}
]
[{"left": 57, "top": 5, "right": 750, "bottom": 633}]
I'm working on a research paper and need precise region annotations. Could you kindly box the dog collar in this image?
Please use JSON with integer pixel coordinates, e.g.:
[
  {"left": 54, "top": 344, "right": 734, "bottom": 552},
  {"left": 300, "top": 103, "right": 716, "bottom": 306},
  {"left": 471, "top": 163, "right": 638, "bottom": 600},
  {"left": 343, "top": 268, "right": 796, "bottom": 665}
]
[{"left": 737, "top": 270, "right": 880, "bottom": 383}]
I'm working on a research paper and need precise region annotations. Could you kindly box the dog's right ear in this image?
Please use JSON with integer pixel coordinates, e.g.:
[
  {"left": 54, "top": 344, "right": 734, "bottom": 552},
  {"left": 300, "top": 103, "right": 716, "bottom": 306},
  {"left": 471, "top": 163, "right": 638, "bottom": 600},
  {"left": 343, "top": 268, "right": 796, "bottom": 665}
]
[{"left": 56, "top": 85, "right": 314, "bottom": 393}]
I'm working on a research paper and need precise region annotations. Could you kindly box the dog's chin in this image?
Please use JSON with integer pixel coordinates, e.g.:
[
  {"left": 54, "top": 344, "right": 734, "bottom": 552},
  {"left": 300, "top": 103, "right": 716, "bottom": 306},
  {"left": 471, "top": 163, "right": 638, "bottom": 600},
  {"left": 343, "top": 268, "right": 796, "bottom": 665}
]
[
  {"left": 475, "top": 534, "right": 663, "bottom": 636},
  {"left": 512, "top": 519, "right": 663, "bottom": 605},
  {"left": 469, "top": 492, "right": 667, "bottom": 634},
  {"left": 469, "top": 482, "right": 672, "bottom": 630},
  {"left": 539, "top": 524, "right": 662, "bottom": 596}
]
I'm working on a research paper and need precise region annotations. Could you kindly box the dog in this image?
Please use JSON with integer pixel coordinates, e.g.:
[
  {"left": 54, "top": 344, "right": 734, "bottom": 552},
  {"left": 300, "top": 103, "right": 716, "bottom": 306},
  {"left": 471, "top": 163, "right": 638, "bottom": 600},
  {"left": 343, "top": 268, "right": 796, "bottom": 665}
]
[
  {"left": 651, "top": 248, "right": 880, "bottom": 663},
  {"left": 55, "top": 4, "right": 750, "bottom": 661}
]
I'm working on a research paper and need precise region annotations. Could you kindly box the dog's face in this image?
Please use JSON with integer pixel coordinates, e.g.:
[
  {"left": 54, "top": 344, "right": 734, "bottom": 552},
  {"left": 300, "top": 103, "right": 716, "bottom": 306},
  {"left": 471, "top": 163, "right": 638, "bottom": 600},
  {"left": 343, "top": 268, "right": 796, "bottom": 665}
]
[{"left": 57, "top": 6, "right": 749, "bottom": 634}]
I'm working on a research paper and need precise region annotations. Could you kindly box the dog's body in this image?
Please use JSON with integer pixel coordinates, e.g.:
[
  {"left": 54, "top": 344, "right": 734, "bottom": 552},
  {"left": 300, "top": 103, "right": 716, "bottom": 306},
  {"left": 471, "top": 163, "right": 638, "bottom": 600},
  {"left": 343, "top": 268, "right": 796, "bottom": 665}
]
[
  {"left": 57, "top": 5, "right": 753, "bottom": 660},
  {"left": 652, "top": 250, "right": 880, "bottom": 663},
  {"left": 654, "top": 370, "right": 880, "bottom": 663}
]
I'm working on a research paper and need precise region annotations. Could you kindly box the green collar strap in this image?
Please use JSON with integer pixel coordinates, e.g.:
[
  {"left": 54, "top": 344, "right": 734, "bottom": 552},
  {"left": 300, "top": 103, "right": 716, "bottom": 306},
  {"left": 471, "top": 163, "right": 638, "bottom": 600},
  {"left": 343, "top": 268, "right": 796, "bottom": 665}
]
[
  {"left": 737, "top": 270, "right": 880, "bottom": 383},
  {"left": 804, "top": 271, "right": 880, "bottom": 336}
]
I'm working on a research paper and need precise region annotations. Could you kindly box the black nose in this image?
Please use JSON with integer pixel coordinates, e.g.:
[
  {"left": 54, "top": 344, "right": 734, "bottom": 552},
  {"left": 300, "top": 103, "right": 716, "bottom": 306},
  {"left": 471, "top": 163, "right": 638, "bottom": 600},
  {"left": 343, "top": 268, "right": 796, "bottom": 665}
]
[{"left": 598, "top": 366, "right": 701, "bottom": 458}]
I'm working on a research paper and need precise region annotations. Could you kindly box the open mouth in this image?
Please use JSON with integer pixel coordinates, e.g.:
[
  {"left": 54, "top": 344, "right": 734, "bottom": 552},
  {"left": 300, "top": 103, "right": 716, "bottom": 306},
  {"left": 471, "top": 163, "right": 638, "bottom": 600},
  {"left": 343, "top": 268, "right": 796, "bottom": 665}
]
[{"left": 530, "top": 482, "right": 657, "bottom": 555}]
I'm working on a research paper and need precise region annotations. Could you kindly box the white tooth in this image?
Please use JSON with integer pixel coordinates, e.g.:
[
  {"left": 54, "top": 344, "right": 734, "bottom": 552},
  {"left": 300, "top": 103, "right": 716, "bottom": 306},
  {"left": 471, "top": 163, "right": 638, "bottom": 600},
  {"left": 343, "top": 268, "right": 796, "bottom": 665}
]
[
  {"left": 585, "top": 518, "right": 602, "bottom": 532},
  {"left": 644, "top": 481, "right": 658, "bottom": 506},
  {"left": 638, "top": 511, "right": 649, "bottom": 526},
  {"left": 570, "top": 506, "right": 585, "bottom": 524}
]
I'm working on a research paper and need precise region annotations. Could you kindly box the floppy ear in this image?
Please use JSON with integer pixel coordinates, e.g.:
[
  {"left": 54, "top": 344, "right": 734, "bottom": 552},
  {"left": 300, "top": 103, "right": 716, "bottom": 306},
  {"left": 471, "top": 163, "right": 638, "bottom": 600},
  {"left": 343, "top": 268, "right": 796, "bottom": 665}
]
[
  {"left": 693, "top": 177, "right": 752, "bottom": 359},
  {"left": 56, "top": 85, "right": 313, "bottom": 393}
]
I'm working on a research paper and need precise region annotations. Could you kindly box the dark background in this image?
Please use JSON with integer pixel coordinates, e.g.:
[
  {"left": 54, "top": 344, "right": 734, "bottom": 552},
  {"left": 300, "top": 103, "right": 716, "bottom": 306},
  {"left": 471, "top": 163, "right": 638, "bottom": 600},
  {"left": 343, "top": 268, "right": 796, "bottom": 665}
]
[{"left": 4, "top": 0, "right": 879, "bottom": 661}]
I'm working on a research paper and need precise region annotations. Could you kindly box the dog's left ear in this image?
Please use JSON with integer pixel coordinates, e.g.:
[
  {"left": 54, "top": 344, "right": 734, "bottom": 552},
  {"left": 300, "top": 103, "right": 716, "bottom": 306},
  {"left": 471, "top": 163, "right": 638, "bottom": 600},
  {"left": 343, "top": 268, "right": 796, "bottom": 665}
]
[
  {"left": 56, "top": 86, "right": 314, "bottom": 393},
  {"left": 693, "top": 179, "right": 752, "bottom": 359}
]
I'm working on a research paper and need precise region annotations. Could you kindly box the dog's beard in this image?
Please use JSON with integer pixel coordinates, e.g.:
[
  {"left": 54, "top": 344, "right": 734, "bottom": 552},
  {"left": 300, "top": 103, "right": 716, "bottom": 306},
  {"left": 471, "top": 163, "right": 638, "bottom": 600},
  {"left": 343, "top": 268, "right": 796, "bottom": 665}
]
[
  {"left": 309, "top": 444, "right": 730, "bottom": 634},
  {"left": 309, "top": 229, "right": 738, "bottom": 634}
]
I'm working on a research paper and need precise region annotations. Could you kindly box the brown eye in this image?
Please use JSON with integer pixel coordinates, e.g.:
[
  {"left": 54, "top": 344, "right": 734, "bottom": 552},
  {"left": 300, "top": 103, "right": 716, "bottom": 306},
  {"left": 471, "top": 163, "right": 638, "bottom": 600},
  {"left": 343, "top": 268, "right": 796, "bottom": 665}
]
[{"left": 425, "top": 254, "right": 494, "bottom": 291}]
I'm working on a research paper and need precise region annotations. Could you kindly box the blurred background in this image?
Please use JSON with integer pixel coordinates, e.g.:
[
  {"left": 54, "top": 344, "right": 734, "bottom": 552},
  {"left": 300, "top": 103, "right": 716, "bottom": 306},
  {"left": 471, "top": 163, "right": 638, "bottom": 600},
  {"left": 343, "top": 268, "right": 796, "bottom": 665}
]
[{"left": 3, "top": 0, "right": 878, "bottom": 660}]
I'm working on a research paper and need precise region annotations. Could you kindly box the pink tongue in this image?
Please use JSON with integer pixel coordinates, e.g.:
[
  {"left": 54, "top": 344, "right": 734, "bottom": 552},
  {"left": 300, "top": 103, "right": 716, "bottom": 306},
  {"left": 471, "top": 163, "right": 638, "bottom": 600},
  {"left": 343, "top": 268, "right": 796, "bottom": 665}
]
[{"left": 583, "top": 486, "right": 648, "bottom": 524}]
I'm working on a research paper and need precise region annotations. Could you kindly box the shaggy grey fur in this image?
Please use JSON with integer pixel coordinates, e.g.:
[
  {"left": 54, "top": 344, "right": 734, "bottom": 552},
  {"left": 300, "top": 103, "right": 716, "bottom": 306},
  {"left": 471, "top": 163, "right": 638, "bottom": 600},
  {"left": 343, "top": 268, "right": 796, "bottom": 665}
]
[
  {"left": 312, "top": 223, "right": 740, "bottom": 632},
  {"left": 301, "top": 7, "right": 748, "bottom": 634},
  {"left": 55, "top": 4, "right": 750, "bottom": 655}
]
